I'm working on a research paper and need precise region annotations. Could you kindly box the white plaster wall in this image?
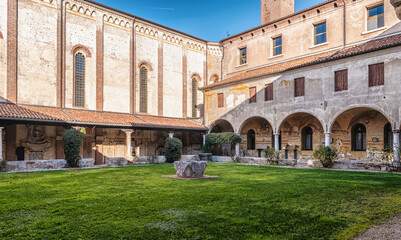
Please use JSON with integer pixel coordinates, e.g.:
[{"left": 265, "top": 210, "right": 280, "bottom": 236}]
[
  {"left": 163, "top": 42, "right": 183, "bottom": 118},
  {"left": 0, "top": 0, "right": 7, "bottom": 101},
  {"left": 103, "top": 24, "right": 131, "bottom": 113},
  {"left": 17, "top": 0, "right": 58, "bottom": 106},
  {"left": 135, "top": 33, "right": 158, "bottom": 115},
  {"left": 65, "top": 12, "right": 97, "bottom": 110}
]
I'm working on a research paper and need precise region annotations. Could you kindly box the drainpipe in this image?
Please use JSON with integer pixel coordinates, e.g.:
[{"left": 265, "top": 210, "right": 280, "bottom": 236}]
[{"left": 342, "top": 0, "right": 346, "bottom": 47}]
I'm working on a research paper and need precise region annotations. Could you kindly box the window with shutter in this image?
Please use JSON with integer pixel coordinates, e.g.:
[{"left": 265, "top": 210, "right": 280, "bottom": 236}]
[
  {"left": 192, "top": 78, "right": 198, "bottom": 117},
  {"left": 249, "top": 87, "right": 256, "bottom": 103},
  {"left": 369, "top": 63, "right": 384, "bottom": 87},
  {"left": 218, "top": 93, "right": 224, "bottom": 108},
  {"left": 140, "top": 67, "right": 148, "bottom": 113},
  {"left": 335, "top": 69, "right": 348, "bottom": 92},
  {"left": 265, "top": 83, "right": 273, "bottom": 101},
  {"left": 294, "top": 77, "right": 305, "bottom": 97},
  {"left": 74, "top": 53, "right": 85, "bottom": 107}
]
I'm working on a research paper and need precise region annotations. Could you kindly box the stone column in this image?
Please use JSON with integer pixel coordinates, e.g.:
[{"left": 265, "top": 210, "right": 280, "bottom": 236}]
[
  {"left": 123, "top": 130, "right": 134, "bottom": 160},
  {"left": 393, "top": 130, "right": 400, "bottom": 166},
  {"left": 169, "top": 132, "right": 174, "bottom": 139},
  {"left": 0, "top": 127, "right": 3, "bottom": 160},
  {"left": 235, "top": 143, "right": 240, "bottom": 157},
  {"left": 274, "top": 134, "right": 280, "bottom": 153},
  {"left": 325, "top": 132, "right": 331, "bottom": 147},
  {"left": 202, "top": 134, "right": 207, "bottom": 145}
]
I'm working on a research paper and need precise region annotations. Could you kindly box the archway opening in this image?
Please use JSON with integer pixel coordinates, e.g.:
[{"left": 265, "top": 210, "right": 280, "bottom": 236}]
[
  {"left": 239, "top": 117, "right": 272, "bottom": 157},
  {"left": 210, "top": 119, "right": 234, "bottom": 133}
]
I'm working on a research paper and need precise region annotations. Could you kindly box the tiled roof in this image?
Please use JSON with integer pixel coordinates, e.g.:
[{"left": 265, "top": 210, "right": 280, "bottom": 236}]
[
  {"left": 202, "top": 34, "right": 401, "bottom": 90},
  {"left": 0, "top": 103, "right": 207, "bottom": 131}
]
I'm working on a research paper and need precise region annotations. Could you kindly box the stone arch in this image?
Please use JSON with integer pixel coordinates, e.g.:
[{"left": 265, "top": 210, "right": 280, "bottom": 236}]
[
  {"left": 191, "top": 73, "right": 201, "bottom": 82},
  {"left": 71, "top": 44, "right": 92, "bottom": 58},
  {"left": 277, "top": 112, "right": 325, "bottom": 134},
  {"left": 138, "top": 60, "right": 153, "bottom": 71},
  {"left": 209, "top": 73, "right": 219, "bottom": 84},
  {"left": 239, "top": 116, "right": 273, "bottom": 157},
  {"left": 209, "top": 119, "right": 234, "bottom": 133}
]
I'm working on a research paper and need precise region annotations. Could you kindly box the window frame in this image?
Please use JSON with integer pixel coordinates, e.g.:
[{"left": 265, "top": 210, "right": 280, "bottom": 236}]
[
  {"left": 367, "top": 4, "right": 384, "bottom": 31},
  {"left": 139, "top": 66, "right": 149, "bottom": 113},
  {"left": 192, "top": 78, "right": 198, "bottom": 118},
  {"left": 247, "top": 129, "right": 256, "bottom": 150},
  {"left": 73, "top": 51, "right": 86, "bottom": 108},
  {"left": 302, "top": 126, "right": 313, "bottom": 151},
  {"left": 314, "top": 22, "right": 327, "bottom": 45},
  {"left": 239, "top": 47, "right": 247, "bottom": 65},
  {"left": 351, "top": 124, "right": 367, "bottom": 151},
  {"left": 272, "top": 36, "right": 282, "bottom": 56}
]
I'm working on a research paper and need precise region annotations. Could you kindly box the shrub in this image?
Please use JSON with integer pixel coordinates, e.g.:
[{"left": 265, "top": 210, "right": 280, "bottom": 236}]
[
  {"left": 62, "top": 128, "right": 85, "bottom": 168},
  {"left": 263, "top": 147, "right": 276, "bottom": 160},
  {"left": 0, "top": 158, "right": 7, "bottom": 172},
  {"left": 165, "top": 137, "right": 182, "bottom": 163},
  {"left": 313, "top": 145, "right": 338, "bottom": 168},
  {"left": 203, "top": 132, "right": 242, "bottom": 153}
]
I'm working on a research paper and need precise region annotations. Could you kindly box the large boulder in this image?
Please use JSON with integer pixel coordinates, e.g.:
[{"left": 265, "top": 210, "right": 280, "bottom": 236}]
[{"left": 173, "top": 161, "right": 208, "bottom": 178}]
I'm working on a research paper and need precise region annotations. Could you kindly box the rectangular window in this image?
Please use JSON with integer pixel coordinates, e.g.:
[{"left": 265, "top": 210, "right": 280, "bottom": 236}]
[
  {"left": 294, "top": 77, "right": 305, "bottom": 97},
  {"left": 335, "top": 69, "right": 348, "bottom": 92},
  {"left": 314, "top": 22, "right": 327, "bottom": 45},
  {"left": 265, "top": 83, "right": 273, "bottom": 101},
  {"left": 367, "top": 5, "right": 384, "bottom": 31},
  {"left": 273, "top": 36, "right": 282, "bottom": 56},
  {"left": 240, "top": 47, "right": 247, "bottom": 65},
  {"left": 369, "top": 63, "right": 384, "bottom": 87},
  {"left": 249, "top": 87, "right": 256, "bottom": 103},
  {"left": 218, "top": 93, "right": 224, "bottom": 108}
]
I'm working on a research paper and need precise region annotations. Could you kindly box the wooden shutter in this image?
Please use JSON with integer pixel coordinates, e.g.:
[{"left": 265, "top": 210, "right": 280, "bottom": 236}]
[
  {"left": 265, "top": 83, "right": 273, "bottom": 101},
  {"left": 294, "top": 77, "right": 305, "bottom": 97},
  {"left": 369, "top": 63, "right": 384, "bottom": 87},
  {"left": 335, "top": 69, "right": 348, "bottom": 92},
  {"left": 218, "top": 93, "right": 224, "bottom": 108},
  {"left": 249, "top": 87, "right": 256, "bottom": 103}
]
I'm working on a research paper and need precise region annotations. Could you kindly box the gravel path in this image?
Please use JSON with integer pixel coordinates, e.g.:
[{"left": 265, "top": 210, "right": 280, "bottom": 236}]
[{"left": 354, "top": 213, "right": 401, "bottom": 240}]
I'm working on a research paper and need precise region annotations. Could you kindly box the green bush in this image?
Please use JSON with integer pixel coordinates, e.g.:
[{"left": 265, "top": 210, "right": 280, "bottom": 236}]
[
  {"left": 203, "top": 132, "right": 242, "bottom": 153},
  {"left": 165, "top": 137, "right": 182, "bottom": 163},
  {"left": 313, "top": 145, "right": 338, "bottom": 168},
  {"left": 62, "top": 128, "right": 85, "bottom": 167}
]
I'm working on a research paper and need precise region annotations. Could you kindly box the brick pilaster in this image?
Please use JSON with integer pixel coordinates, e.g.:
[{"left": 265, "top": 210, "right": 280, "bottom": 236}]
[
  {"left": 7, "top": 0, "right": 18, "bottom": 103},
  {"left": 157, "top": 37, "right": 164, "bottom": 116},
  {"left": 96, "top": 14, "right": 104, "bottom": 111}
]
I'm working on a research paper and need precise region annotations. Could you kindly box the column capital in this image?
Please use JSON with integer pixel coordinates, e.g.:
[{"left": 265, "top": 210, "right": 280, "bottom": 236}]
[
  {"left": 122, "top": 129, "right": 134, "bottom": 134},
  {"left": 393, "top": 129, "right": 401, "bottom": 134}
]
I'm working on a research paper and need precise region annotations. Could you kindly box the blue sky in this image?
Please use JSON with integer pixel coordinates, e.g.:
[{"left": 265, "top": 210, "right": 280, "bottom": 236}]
[{"left": 93, "top": 0, "right": 326, "bottom": 41}]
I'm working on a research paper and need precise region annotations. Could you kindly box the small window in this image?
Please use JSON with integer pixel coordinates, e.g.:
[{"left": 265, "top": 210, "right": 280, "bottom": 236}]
[
  {"left": 247, "top": 129, "right": 256, "bottom": 150},
  {"left": 367, "top": 5, "right": 384, "bottom": 31},
  {"left": 74, "top": 53, "right": 85, "bottom": 107},
  {"left": 213, "top": 76, "right": 219, "bottom": 83},
  {"left": 239, "top": 47, "right": 247, "bottom": 65},
  {"left": 335, "top": 69, "right": 348, "bottom": 92},
  {"left": 249, "top": 87, "right": 256, "bottom": 103},
  {"left": 314, "top": 22, "right": 327, "bottom": 45},
  {"left": 302, "top": 126, "right": 313, "bottom": 150},
  {"left": 369, "top": 63, "right": 384, "bottom": 87},
  {"left": 218, "top": 93, "right": 224, "bottom": 108},
  {"left": 192, "top": 78, "right": 198, "bottom": 118},
  {"left": 140, "top": 66, "right": 148, "bottom": 113},
  {"left": 273, "top": 36, "right": 282, "bottom": 56},
  {"left": 294, "top": 77, "right": 305, "bottom": 97},
  {"left": 352, "top": 124, "right": 366, "bottom": 151},
  {"left": 265, "top": 83, "right": 273, "bottom": 101}
]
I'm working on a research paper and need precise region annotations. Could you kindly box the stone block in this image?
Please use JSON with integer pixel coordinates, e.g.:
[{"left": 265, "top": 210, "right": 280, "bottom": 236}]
[
  {"left": 174, "top": 161, "right": 208, "bottom": 178},
  {"left": 106, "top": 157, "right": 129, "bottom": 167}
]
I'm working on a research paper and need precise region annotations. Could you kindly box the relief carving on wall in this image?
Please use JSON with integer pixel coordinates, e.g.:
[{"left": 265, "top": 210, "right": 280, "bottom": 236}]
[{"left": 21, "top": 125, "right": 53, "bottom": 160}]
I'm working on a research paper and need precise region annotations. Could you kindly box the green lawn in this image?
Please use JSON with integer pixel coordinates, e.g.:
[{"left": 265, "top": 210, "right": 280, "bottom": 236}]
[{"left": 1, "top": 164, "right": 401, "bottom": 239}]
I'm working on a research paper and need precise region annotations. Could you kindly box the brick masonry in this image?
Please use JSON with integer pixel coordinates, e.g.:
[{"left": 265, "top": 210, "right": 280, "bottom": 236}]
[
  {"left": 158, "top": 37, "right": 163, "bottom": 116},
  {"left": 96, "top": 14, "right": 104, "bottom": 111}
]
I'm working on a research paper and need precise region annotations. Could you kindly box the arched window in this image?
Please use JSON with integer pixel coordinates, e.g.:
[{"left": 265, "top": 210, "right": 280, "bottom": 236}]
[
  {"left": 192, "top": 78, "right": 198, "bottom": 118},
  {"left": 247, "top": 129, "right": 256, "bottom": 150},
  {"left": 74, "top": 52, "right": 85, "bottom": 107},
  {"left": 352, "top": 124, "right": 366, "bottom": 151},
  {"left": 139, "top": 66, "right": 148, "bottom": 113},
  {"left": 384, "top": 123, "right": 393, "bottom": 149},
  {"left": 302, "top": 126, "right": 313, "bottom": 150}
]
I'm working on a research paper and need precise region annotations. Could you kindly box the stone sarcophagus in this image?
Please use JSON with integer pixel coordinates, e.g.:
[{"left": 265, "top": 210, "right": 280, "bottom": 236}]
[{"left": 173, "top": 161, "right": 208, "bottom": 178}]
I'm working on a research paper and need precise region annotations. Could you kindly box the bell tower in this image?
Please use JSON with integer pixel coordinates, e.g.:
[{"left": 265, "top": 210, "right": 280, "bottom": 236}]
[{"left": 261, "top": 0, "right": 295, "bottom": 25}]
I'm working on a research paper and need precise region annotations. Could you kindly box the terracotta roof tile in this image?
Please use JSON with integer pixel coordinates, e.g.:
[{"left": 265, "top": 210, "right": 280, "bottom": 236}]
[
  {"left": 0, "top": 103, "right": 207, "bottom": 130},
  {"left": 202, "top": 33, "right": 401, "bottom": 90}
]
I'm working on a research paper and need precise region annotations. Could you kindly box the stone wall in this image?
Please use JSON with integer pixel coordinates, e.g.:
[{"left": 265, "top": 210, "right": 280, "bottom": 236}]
[{"left": 5, "top": 158, "right": 95, "bottom": 172}]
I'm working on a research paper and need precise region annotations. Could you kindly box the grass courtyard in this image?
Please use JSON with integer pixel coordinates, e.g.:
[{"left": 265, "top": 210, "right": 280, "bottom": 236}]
[{"left": 1, "top": 164, "right": 401, "bottom": 239}]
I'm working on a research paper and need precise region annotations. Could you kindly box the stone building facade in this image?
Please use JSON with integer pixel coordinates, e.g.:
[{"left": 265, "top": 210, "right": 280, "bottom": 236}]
[{"left": 1, "top": 0, "right": 401, "bottom": 166}]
